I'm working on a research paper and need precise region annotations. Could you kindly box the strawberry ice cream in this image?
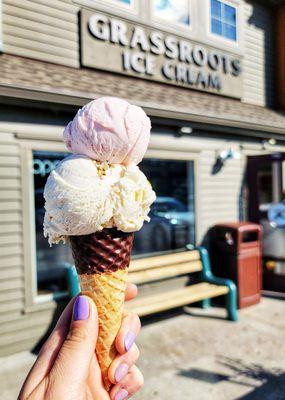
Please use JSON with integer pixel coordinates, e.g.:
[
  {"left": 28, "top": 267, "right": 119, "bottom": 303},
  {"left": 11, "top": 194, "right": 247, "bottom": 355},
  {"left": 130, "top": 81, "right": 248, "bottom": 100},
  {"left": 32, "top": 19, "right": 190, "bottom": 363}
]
[{"left": 63, "top": 97, "right": 151, "bottom": 165}]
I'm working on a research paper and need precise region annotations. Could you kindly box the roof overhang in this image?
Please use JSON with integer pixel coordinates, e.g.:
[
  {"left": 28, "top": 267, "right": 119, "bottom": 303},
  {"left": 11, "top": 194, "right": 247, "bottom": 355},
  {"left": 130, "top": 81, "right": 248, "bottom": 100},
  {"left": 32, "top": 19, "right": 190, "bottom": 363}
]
[{"left": 1, "top": 83, "right": 285, "bottom": 143}]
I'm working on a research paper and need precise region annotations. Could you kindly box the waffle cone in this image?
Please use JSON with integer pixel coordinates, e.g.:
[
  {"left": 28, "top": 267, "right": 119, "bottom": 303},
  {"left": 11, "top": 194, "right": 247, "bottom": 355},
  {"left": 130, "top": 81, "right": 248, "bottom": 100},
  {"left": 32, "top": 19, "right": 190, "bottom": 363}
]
[
  {"left": 69, "top": 229, "right": 134, "bottom": 391},
  {"left": 78, "top": 269, "right": 128, "bottom": 391}
]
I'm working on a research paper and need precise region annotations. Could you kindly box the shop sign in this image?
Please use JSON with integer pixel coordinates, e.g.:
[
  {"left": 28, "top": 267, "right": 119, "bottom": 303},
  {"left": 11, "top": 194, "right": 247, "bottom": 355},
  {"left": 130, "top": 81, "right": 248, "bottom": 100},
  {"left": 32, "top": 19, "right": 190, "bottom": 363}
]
[{"left": 81, "top": 10, "right": 243, "bottom": 98}]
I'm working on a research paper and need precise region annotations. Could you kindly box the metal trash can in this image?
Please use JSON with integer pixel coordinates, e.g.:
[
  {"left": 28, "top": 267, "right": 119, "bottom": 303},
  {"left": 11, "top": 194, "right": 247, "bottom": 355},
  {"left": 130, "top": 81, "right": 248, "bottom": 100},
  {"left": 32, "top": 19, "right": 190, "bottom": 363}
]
[{"left": 209, "top": 222, "right": 262, "bottom": 309}]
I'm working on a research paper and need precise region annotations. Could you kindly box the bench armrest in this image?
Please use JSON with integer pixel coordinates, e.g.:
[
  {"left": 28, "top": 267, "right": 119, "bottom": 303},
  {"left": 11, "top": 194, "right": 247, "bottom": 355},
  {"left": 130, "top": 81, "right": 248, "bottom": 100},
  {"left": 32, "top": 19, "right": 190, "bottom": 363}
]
[{"left": 197, "top": 246, "right": 238, "bottom": 321}]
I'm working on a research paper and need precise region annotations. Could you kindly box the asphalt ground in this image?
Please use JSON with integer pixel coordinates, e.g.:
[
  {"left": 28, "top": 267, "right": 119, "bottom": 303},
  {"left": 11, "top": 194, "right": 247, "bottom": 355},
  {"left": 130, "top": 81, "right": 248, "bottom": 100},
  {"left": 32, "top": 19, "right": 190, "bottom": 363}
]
[{"left": 1, "top": 296, "right": 284, "bottom": 400}]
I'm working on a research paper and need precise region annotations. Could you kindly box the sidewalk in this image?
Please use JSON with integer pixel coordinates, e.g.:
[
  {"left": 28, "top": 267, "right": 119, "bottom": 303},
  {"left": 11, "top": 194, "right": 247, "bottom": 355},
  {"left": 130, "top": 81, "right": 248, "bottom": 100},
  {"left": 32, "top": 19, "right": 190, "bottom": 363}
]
[{"left": 1, "top": 297, "right": 285, "bottom": 400}]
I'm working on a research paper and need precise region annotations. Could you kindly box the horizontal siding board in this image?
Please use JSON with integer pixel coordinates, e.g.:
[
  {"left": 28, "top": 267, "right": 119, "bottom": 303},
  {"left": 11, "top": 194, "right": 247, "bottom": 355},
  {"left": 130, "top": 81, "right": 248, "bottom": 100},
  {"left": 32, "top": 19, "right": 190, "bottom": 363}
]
[
  {"left": 198, "top": 151, "right": 244, "bottom": 242},
  {"left": 0, "top": 222, "right": 22, "bottom": 233},
  {"left": 4, "top": 14, "right": 78, "bottom": 41},
  {"left": 4, "top": 0, "right": 77, "bottom": 23},
  {"left": 0, "top": 167, "right": 20, "bottom": 177},
  {"left": 0, "top": 144, "right": 19, "bottom": 155},
  {"left": 0, "top": 255, "right": 22, "bottom": 267},
  {"left": 0, "top": 277, "right": 24, "bottom": 292},
  {"left": 0, "top": 244, "right": 22, "bottom": 257},
  {"left": 0, "top": 289, "right": 24, "bottom": 302},
  {"left": 3, "top": 45, "right": 79, "bottom": 68},
  {"left": 29, "top": 0, "right": 78, "bottom": 14},
  {"left": 3, "top": 4, "right": 77, "bottom": 31},
  {"left": 0, "top": 338, "right": 38, "bottom": 357},
  {"left": 4, "top": 36, "right": 78, "bottom": 58},
  {"left": 0, "top": 179, "right": 21, "bottom": 189},
  {"left": 0, "top": 201, "right": 21, "bottom": 211},
  {"left": 0, "top": 190, "right": 21, "bottom": 200},
  {"left": 0, "top": 156, "right": 20, "bottom": 166},
  {"left": 0, "top": 310, "right": 21, "bottom": 324},
  {"left": 3, "top": 1, "right": 79, "bottom": 67},
  {"left": 0, "top": 326, "right": 46, "bottom": 347},
  {"left": 0, "top": 212, "right": 21, "bottom": 223},
  {"left": 0, "top": 308, "right": 55, "bottom": 335},
  {"left": 3, "top": 24, "right": 78, "bottom": 50},
  {"left": 0, "top": 267, "right": 23, "bottom": 280},
  {"left": 0, "top": 299, "right": 23, "bottom": 313},
  {"left": 243, "top": 2, "right": 274, "bottom": 106},
  {"left": 0, "top": 233, "right": 22, "bottom": 245}
]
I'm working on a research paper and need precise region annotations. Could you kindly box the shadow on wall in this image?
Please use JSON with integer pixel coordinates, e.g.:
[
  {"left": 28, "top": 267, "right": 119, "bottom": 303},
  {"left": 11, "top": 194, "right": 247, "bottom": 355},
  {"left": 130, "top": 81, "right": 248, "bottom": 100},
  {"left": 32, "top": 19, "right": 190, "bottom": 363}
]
[
  {"left": 199, "top": 158, "right": 247, "bottom": 249},
  {"left": 177, "top": 356, "right": 285, "bottom": 399},
  {"left": 31, "top": 299, "right": 69, "bottom": 354},
  {"left": 246, "top": 1, "right": 275, "bottom": 108}
]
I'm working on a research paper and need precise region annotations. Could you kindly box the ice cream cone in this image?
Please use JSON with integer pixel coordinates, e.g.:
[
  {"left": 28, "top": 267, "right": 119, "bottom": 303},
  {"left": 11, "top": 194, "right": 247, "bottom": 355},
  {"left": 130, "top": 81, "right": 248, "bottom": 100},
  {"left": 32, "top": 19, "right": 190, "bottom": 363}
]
[{"left": 70, "top": 228, "right": 134, "bottom": 391}]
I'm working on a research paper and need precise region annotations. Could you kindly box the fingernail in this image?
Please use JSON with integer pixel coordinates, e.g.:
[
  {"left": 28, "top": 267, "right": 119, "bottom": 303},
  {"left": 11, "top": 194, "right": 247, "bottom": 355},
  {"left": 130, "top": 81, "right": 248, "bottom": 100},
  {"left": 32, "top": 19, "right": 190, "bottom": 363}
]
[
  {"left": 114, "top": 388, "right": 128, "bottom": 400},
  {"left": 124, "top": 331, "right": 136, "bottom": 352},
  {"left": 115, "top": 363, "right": 129, "bottom": 382},
  {"left": 73, "top": 296, "right": 89, "bottom": 321}
]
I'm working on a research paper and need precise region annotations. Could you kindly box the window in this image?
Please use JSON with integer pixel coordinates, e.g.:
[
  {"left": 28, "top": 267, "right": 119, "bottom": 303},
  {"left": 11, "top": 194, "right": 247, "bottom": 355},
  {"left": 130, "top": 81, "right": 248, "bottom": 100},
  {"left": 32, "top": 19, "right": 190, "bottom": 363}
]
[
  {"left": 210, "top": 0, "right": 237, "bottom": 41},
  {"left": 33, "top": 152, "right": 195, "bottom": 295},
  {"left": 112, "top": 0, "right": 134, "bottom": 8},
  {"left": 153, "top": 0, "right": 190, "bottom": 26},
  {"left": 33, "top": 151, "right": 73, "bottom": 296},
  {"left": 133, "top": 158, "right": 195, "bottom": 256},
  {"left": 115, "top": 0, "right": 132, "bottom": 4}
]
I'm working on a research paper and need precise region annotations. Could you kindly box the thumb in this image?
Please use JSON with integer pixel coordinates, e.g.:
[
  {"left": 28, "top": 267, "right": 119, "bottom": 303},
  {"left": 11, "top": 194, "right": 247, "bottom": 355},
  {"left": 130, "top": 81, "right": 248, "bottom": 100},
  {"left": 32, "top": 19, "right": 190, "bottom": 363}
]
[{"left": 50, "top": 295, "right": 98, "bottom": 385}]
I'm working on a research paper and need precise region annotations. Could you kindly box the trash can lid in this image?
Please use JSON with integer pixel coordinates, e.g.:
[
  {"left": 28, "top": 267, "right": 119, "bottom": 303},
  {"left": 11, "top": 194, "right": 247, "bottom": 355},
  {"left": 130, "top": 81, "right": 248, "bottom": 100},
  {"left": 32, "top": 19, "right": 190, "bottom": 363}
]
[{"left": 214, "top": 222, "right": 262, "bottom": 233}]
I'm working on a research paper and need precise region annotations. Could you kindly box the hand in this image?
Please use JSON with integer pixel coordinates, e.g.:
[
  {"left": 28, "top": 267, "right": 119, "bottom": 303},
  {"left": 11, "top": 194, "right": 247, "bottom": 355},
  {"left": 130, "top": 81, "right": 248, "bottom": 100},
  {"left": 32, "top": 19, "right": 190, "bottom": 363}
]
[{"left": 19, "top": 283, "right": 143, "bottom": 400}]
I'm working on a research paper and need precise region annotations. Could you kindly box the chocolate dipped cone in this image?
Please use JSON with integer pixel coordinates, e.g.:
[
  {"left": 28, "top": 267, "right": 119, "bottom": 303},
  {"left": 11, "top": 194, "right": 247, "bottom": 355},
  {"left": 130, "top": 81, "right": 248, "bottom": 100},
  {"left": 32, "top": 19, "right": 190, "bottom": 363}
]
[{"left": 70, "top": 228, "right": 134, "bottom": 391}]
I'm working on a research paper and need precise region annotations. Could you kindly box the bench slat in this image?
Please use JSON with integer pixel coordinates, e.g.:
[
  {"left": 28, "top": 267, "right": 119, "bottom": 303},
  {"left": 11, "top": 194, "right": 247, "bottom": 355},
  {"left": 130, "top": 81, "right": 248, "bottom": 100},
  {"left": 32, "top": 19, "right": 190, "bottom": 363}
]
[
  {"left": 130, "top": 250, "right": 200, "bottom": 272},
  {"left": 126, "top": 283, "right": 229, "bottom": 316},
  {"left": 128, "top": 261, "right": 202, "bottom": 285}
]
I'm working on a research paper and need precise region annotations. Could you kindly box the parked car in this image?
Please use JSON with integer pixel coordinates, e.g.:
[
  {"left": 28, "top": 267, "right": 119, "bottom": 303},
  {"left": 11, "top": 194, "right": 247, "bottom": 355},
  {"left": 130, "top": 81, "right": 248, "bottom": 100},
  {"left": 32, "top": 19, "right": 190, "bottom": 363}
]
[{"left": 133, "top": 197, "right": 194, "bottom": 255}]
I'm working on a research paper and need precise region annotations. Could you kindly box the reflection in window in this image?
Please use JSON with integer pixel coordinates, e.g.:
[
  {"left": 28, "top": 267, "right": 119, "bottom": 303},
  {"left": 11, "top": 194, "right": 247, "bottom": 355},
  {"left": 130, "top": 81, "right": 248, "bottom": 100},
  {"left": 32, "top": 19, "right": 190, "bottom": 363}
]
[
  {"left": 33, "top": 152, "right": 195, "bottom": 294},
  {"left": 115, "top": 0, "right": 132, "bottom": 5},
  {"left": 257, "top": 165, "right": 272, "bottom": 212},
  {"left": 154, "top": 0, "right": 190, "bottom": 26},
  {"left": 211, "top": 0, "right": 237, "bottom": 41},
  {"left": 33, "top": 151, "right": 73, "bottom": 295},
  {"left": 133, "top": 159, "right": 195, "bottom": 256}
]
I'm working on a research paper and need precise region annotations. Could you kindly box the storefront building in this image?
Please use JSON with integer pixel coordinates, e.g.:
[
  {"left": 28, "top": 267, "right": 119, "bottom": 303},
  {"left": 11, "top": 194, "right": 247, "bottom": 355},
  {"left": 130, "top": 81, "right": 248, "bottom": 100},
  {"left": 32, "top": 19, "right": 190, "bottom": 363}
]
[{"left": 0, "top": 0, "right": 285, "bottom": 355}]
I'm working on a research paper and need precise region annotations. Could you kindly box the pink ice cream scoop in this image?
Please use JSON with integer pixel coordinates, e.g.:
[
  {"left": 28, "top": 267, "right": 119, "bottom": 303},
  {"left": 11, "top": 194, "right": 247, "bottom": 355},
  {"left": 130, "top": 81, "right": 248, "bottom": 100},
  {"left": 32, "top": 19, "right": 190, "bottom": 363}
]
[{"left": 63, "top": 97, "right": 151, "bottom": 165}]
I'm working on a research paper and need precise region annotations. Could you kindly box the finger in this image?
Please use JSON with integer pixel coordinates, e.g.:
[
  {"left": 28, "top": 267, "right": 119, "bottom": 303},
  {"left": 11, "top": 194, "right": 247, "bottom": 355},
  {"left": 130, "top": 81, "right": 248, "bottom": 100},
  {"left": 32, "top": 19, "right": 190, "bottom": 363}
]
[
  {"left": 115, "top": 312, "right": 141, "bottom": 354},
  {"left": 125, "top": 283, "right": 138, "bottom": 302},
  {"left": 110, "top": 365, "right": 144, "bottom": 400},
  {"left": 49, "top": 295, "right": 98, "bottom": 388},
  {"left": 18, "top": 298, "right": 76, "bottom": 399},
  {"left": 108, "top": 343, "right": 140, "bottom": 384},
  {"left": 87, "top": 355, "right": 110, "bottom": 400}
]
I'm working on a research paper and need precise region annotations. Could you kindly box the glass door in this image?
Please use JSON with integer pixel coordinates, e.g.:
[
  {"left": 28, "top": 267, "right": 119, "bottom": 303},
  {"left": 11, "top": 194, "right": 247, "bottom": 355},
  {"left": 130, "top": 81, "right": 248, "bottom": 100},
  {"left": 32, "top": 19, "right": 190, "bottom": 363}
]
[{"left": 247, "top": 152, "right": 285, "bottom": 292}]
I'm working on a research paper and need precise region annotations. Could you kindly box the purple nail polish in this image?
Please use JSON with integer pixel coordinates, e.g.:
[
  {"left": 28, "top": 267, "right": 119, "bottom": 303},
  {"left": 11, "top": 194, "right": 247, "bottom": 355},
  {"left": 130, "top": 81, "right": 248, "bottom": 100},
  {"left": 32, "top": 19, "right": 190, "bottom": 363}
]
[
  {"left": 115, "top": 363, "right": 129, "bottom": 382},
  {"left": 114, "top": 388, "right": 128, "bottom": 400},
  {"left": 124, "top": 331, "right": 136, "bottom": 352},
  {"left": 73, "top": 296, "right": 89, "bottom": 321}
]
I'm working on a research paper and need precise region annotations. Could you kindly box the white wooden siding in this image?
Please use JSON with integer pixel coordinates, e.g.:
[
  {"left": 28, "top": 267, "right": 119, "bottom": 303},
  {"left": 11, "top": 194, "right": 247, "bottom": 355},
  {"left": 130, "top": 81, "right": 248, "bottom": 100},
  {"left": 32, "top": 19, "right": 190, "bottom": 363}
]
[
  {"left": 2, "top": 0, "right": 80, "bottom": 68},
  {"left": 0, "top": 132, "right": 25, "bottom": 354},
  {"left": 243, "top": 1, "right": 275, "bottom": 107},
  {"left": 197, "top": 149, "right": 245, "bottom": 243}
]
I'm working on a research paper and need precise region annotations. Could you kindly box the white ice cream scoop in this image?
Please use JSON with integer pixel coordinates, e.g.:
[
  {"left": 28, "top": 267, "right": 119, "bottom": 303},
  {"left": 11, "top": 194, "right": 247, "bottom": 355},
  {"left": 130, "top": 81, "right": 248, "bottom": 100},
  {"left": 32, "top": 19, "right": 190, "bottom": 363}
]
[{"left": 43, "top": 154, "right": 156, "bottom": 245}]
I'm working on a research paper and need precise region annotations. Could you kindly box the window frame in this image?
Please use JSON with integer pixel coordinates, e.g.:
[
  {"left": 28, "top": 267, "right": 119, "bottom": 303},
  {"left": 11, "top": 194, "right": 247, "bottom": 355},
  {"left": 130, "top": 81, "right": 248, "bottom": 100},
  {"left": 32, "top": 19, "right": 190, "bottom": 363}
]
[
  {"left": 0, "top": 0, "right": 2, "bottom": 52},
  {"left": 21, "top": 139, "right": 70, "bottom": 312},
  {"left": 72, "top": 0, "right": 141, "bottom": 21},
  {"left": 207, "top": 0, "right": 240, "bottom": 47},
  {"left": 150, "top": 0, "right": 193, "bottom": 33},
  {"left": 21, "top": 134, "right": 199, "bottom": 308}
]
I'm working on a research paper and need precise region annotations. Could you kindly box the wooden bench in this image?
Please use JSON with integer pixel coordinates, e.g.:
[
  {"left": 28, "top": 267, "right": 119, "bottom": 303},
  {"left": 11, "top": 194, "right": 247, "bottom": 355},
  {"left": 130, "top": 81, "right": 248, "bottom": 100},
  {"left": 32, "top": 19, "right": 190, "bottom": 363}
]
[
  {"left": 66, "top": 247, "right": 238, "bottom": 321},
  {"left": 125, "top": 247, "right": 238, "bottom": 321}
]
